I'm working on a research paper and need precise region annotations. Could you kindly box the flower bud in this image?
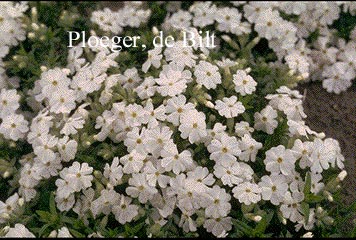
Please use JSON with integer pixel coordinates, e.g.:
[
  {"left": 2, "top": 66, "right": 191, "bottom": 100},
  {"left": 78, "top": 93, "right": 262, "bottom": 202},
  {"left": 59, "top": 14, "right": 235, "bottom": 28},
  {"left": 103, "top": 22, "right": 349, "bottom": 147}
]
[
  {"left": 94, "top": 170, "right": 102, "bottom": 179},
  {"left": 31, "top": 7, "right": 37, "bottom": 17},
  {"left": 18, "top": 198, "right": 25, "bottom": 207},
  {"left": 48, "top": 230, "right": 57, "bottom": 238},
  {"left": 2, "top": 226, "right": 10, "bottom": 234},
  {"left": 253, "top": 215, "right": 262, "bottom": 222},
  {"left": 106, "top": 182, "right": 113, "bottom": 190},
  {"left": 323, "top": 190, "right": 333, "bottom": 202},
  {"left": 31, "top": 22, "right": 40, "bottom": 31},
  {"left": 3, "top": 171, "right": 10, "bottom": 179},
  {"left": 221, "top": 35, "right": 232, "bottom": 43},
  {"left": 152, "top": 26, "right": 159, "bottom": 35},
  {"left": 302, "top": 232, "right": 313, "bottom": 238},
  {"left": 1, "top": 213, "right": 10, "bottom": 219},
  {"left": 323, "top": 216, "right": 334, "bottom": 225},
  {"left": 40, "top": 66, "right": 48, "bottom": 72},
  {"left": 316, "top": 206, "right": 324, "bottom": 214},
  {"left": 199, "top": 54, "right": 207, "bottom": 60},
  {"left": 196, "top": 216, "right": 205, "bottom": 226},
  {"left": 205, "top": 101, "right": 215, "bottom": 109},
  {"left": 28, "top": 32, "right": 35, "bottom": 39},
  {"left": 337, "top": 170, "right": 347, "bottom": 182}
]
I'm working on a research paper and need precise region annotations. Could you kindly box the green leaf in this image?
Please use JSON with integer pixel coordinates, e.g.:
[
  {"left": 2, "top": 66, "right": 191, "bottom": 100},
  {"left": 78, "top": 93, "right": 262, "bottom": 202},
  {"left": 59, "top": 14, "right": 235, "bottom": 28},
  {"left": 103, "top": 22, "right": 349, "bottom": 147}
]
[
  {"left": 36, "top": 210, "right": 52, "bottom": 223},
  {"left": 38, "top": 223, "right": 52, "bottom": 237},
  {"left": 49, "top": 192, "right": 57, "bottom": 215},
  {"left": 69, "top": 228, "right": 85, "bottom": 238},
  {"left": 100, "top": 215, "right": 108, "bottom": 229},
  {"left": 303, "top": 172, "right": 312, "bottom": 196},
  {"left": 301, "top": 202, "right": 310, "bottom": 225},
  {"left": 254, "top": 212, "right": 274, "bottom": 235}
]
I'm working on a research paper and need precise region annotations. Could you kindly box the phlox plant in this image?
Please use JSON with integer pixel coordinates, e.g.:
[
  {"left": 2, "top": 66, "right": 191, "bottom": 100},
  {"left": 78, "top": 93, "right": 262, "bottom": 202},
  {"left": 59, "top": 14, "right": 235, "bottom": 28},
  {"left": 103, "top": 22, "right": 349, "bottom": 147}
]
[{"left": 0, "top": 1, "right": 356, "bottom": 238}]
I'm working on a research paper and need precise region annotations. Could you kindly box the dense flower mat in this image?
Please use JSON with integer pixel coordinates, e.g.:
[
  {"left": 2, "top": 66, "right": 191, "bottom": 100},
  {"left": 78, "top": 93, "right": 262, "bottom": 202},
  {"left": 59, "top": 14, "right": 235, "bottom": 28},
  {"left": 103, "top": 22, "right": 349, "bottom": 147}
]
[{"left": 0, "top": 1, "right": 355, "bottom": 238}]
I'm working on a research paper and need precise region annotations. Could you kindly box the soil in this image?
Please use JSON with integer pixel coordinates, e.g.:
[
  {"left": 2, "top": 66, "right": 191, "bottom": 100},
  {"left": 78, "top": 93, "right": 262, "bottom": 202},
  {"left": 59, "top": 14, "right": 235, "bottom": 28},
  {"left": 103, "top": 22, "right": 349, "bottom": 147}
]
[{"left": 297, "top": 82, "right": 356, "bottom": 203}]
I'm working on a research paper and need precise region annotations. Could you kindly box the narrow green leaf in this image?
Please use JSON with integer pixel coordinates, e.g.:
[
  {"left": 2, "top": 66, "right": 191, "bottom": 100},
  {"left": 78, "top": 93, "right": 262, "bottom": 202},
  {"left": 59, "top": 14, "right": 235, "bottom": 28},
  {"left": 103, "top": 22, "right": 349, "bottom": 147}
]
[{"left": 303, "top": 172, "right": 312, "bottom": 196}]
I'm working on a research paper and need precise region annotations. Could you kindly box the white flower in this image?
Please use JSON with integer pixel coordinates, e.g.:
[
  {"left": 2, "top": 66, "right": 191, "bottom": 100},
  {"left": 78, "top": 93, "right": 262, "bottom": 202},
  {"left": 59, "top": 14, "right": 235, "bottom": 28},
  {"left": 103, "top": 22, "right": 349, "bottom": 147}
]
[
  {"left": 310, "top": 138, "right": 332, "bottom": 173},
  {"left": 143, "top": 101, "right": 166, "bottom": 128},
  {"left": 187, "top": 166, "right": 215, "bottom": 189},
  {"left": 167, "top": 10, "right": 192, "bottom": 29},
  {"left": 64, "top": 162, "right": 93, "bottom": 192},
  {"left": 67, "top": 45, "right": 85, "bottom": 73},
  {"left": 55, "top": 193, "right": 75, "bottom": 212},
  {"left": 280, "top": 191, "right": 304, "bottom": 223},
  {"left": 255, "top": 8, "right": 282, "bottom": 40},
  {"left": 143, "top": 162, "right": 170, "bottom": 188},
  {"left": 142, "top": 47, "right": 162, "bottom": 73},
  {"left": 215, "top": 7, "right": 242, "bottom": 33},
  {"left": 213, "top": 162, "right": 248, "bottom": 187},
  {"left": 155, "top": 63, "right": 191, "bottom": 97},
  {"left": 207, "top": 133, "right": 240, "bottom": 164},
  {"left": 234, "top": 121, "right": 254, "bottom": 137},
  {"left": 291, "top": 139, "right": 313, "bottom": 169},
  {"left": 57, "top": 227, "right": 73, "bottom": 238},
  {"left": 203, "top": 217, "right": 232, "bottom": 237},
  {"left": 310, "top": 172, "right": 324, "bottom": 194},
  {"left": 48, "top": 89, "right": 76, "bottom": 114},
  {"left": 204, "top": 186, "right": 231, "bottom": 218},
  {"left": 125, "top": 103, "right": 146, "bottom": 127},
  {"left": 322, "top": 62, "right": 353, "bottom": 94},
  {"left": 120, "top": 149, "right": 146, "bottom": 174},
  {"left": 179, "top": 109, "right": 207, "bottom": 144},
  {"left": 215, "top": 96, "right": 245, "bottom": 118},
  {"left": 104, "top": 157, "right": 123, "bottom": 187},
  {"left": 126, "top": 173, "right": 158, "bottom": 203},
  {"left": 264, "top": 145, "right": 297, "bottom": 176},
  {"left": 164, "top": 41, "right": 197, "bottom": 68},
  {"left": 160, "top": 140, "right": 193, "bottom": 174},
  {"left": 118, "top": 67, "right": 141, "bottom": 89},
  {"left": 0, "top": 88, "right": 20, "bottom": 118},
  {"left": 191, "top": 2, "right": 217, "bottom": 27},
  {"left": 112, "top": 195, "right": 139, "bottom": 224},
  {"left": 233, "top": 70, "right": 257, "bottom": 96},
  {"left": 135, "top": 76, "right": 157, "bottom": 100},
  {"left": 91, "top": 189, "right": 120, "bottom": 217},
  {"left": 258, "top": 174, "right": 289, "bottom": 205},
  {"left": 204, "top": 122, "right": 227, "bottom": 144},
  {"left": 57, "top": 136, "right": 78, "bottom": 162},
  {"left": 38, "top": 68, "right": 70, "bottom": 99},
  {"left": 0, "top": 114, "right": 29, "bottom": 141},
  {"left": 60, "top": 116, "right": 85, "bottom": 136},
  {"left": 238, "top": 134, "right": 263, "bottom": 162},
  {"left": 178, "top": 209, "right": 197, "bottom": 233},
  {"left": 0, "top": 193, "right": 19, "bottom": 223},
  {"left": 124, "top": 127, "right": 148, "bottom": 154},
  {"left": 4, "top": 224, "right": 35, "bottom": 238},
  {"left": 144, "top": 125, "right": 172, "bottom": 157},
  {"left": 254, "top": 105, "right": 278, "bottom": 134},
  {"left": 194, "top": 61, "right": 221, "bottom": 89},
  {"left": 232, "top": 182, "right": 262, "bottom": 205},
  {"left": 165, "top": 94, "right": 195, "bottom": 126}
]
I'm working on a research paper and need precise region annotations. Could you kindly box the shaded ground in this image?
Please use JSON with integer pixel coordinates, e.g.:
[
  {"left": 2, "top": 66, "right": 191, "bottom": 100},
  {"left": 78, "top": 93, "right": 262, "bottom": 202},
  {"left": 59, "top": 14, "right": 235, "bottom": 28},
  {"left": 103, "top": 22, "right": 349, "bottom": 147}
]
[{"left": 297, "top": 82, "right": 356, "bottom": 203}]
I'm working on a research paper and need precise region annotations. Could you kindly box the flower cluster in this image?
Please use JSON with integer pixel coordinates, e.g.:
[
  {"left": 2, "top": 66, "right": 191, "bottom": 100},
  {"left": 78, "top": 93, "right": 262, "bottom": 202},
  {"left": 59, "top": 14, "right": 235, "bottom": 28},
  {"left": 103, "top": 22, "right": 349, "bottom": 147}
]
[
  {"left": 156, "top": 1, "right": 356, "bottom": 94},
  {"left": 91, "top": 2, "right": 151, "bottom": 35},
  {"left": 0, "top": 1, "right": 353, "bottom": 238},
  {"left": 0, "top": 2, "right": 29, "bottom": 142}
]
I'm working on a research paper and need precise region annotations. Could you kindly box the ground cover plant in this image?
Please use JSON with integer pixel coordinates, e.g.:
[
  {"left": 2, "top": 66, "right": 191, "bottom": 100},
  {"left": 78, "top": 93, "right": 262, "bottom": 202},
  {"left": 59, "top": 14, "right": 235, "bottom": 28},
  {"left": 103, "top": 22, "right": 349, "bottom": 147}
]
[{"left": 0, "top": 1, "right": 356, "bottom": 238}]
